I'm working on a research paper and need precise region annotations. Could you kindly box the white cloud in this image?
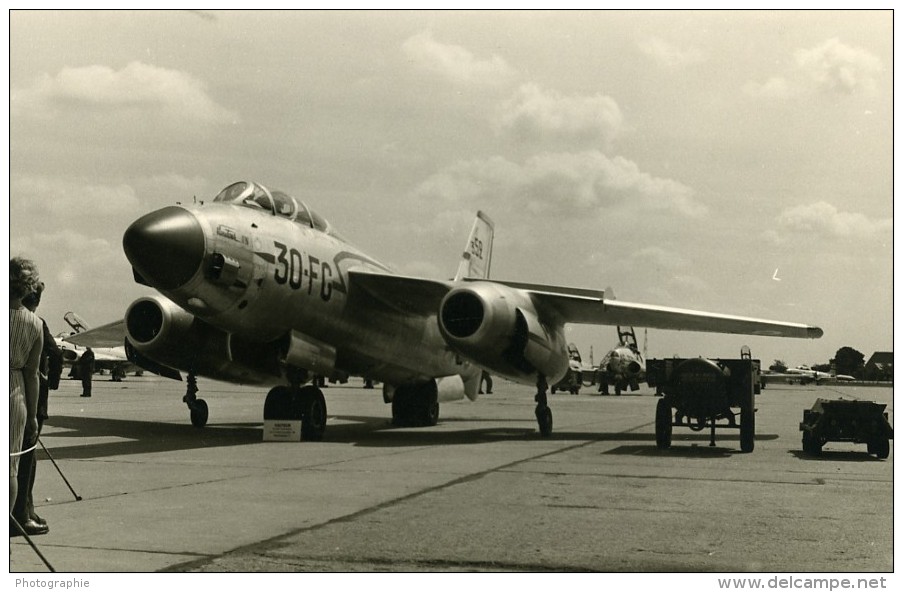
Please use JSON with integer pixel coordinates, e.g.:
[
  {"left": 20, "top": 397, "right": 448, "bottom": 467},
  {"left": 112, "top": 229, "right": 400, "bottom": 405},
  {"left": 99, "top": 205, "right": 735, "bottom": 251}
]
[
  {"left": 629, "top": 246, "right": 688, "bottom": 271},
  {"left": 795, "top": 38, "right": 883, "bottom": 94},
  {"left": 11, "top": 176, "right": 141, "bottom": 217},
  {"left": 12, "top": 230, "right": 120, "bottom": 288},
  {"left": 742, "top": 76, "right": 793, "bottom": 99},
  {"left": 774, "top": 201, "right": 891, "bottom": 239},
  {"left": 745, "top": 38, "right": 883, "bottom": 99},
  {"left": 11, "top": 61, "right": 238, "bottom": 123},
  {"left": 413, "top": 150, "right": 707, "bottom": 220},
  {"left": 496, "top": 83, "right": 623, "bottom": 146},
  {"left": 638, "top": 37, "right": 704, "bottom": 69},
  {"left": 402, "top": 31, "right": 515, "bottom": 86}
]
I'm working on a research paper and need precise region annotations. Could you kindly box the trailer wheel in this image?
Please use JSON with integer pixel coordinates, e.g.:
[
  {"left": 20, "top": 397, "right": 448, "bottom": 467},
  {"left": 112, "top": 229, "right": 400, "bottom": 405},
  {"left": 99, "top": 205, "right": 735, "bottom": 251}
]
[
  {"left": 655, "top": 398, "right": 672, "bottom": 449},
  {"left": 871, "top": 438, "right": 890, "bottom": 459},
  {"left": 802, "top": 431, "right": 822, "bottom": 455},
  {"left": 740, "top": 386, "right": 755, "bottom": 453}
]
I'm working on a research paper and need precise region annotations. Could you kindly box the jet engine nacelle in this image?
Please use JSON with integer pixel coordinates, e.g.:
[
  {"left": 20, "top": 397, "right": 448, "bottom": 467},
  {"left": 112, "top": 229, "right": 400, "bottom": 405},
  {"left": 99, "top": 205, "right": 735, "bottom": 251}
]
[
  {"left": 124, "top": 295, "right": 282, "bottom": 385},
  {"left": 438, "top": 282, "right": 569, "bottom": 383},
  {"left": 608, "top": 353, "right": 643, "bottom": 376}
]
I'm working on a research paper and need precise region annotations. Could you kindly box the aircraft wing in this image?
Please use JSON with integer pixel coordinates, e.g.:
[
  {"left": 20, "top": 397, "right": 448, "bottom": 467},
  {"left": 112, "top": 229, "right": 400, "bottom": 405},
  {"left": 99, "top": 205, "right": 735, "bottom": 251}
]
[
  {"left": 588, "top": 298, "right": 822, "bottom": 338},
  {"left": 63, "top": 319, "right": 126, "bottom": 348},
  {"left": 350, "top": 273, "right": 821, "bottom": 339},
  {"left": 485, "top": 280, "right": 821, "bottom": 338},
  {"left": 348, "top": 271, "right": 451, "bottom": 315}
]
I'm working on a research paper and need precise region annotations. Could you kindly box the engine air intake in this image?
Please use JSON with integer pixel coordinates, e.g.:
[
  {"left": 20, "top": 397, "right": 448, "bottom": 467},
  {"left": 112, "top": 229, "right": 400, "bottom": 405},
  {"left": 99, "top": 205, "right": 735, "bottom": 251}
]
[
  {"left": 440, "top": 291, "right": 485, "bottom": 338},
  {"left": 127, "top": 299, "right": 164, "bottom": 343}
]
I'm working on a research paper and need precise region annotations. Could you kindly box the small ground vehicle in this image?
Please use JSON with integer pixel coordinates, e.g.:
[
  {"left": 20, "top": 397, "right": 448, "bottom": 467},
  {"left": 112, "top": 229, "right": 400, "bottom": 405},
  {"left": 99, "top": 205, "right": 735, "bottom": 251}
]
[
  {"left": 646, "top": 347, "right": 760, "bottom": 452},
  {"left": 799, "top": 398, "right": 893, "bottom": 458}
]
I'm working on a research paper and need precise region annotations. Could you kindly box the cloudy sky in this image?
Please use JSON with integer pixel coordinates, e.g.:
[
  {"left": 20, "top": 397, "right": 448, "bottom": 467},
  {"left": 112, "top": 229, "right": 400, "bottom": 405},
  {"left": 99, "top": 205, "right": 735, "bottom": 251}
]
[{"left": 7, "top": 10, "right": 893, "bottom": 369}]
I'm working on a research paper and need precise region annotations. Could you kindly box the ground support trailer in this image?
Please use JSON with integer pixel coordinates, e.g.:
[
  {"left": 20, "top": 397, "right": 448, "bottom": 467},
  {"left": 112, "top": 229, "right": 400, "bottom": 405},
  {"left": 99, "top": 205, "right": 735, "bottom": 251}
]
[{"left": 646, "top": 350, "right": 760, "bottom": 453}]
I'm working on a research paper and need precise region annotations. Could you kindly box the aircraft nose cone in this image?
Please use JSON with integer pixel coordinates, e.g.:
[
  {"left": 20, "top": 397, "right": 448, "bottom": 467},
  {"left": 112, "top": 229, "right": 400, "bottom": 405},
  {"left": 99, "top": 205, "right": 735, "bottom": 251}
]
[{"left": 123, "top": 206, "right": 205, "bottom": 290}]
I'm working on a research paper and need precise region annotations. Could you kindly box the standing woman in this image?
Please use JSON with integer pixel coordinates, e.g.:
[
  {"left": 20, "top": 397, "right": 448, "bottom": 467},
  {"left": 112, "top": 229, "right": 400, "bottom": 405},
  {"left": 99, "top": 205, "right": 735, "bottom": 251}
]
[{"left": 9, "top": 257, "right": 43, "bottom": 513}]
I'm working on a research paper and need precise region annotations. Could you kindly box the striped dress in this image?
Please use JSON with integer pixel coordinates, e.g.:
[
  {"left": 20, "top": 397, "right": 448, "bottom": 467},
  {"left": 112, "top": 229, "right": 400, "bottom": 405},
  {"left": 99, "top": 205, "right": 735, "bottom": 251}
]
[{"left": 10, "top": 307, "right": 42, "bottom": 478}]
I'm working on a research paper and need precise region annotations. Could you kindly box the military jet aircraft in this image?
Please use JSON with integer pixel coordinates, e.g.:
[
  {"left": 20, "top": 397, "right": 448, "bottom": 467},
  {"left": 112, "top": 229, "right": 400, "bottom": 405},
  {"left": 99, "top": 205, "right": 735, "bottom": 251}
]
[
  {"left": 59, "top": 312, "right": 138, "bottom": 381},
  {"left": 596, "top": 325, "right": 646, "bottom": 396},
  {"left": 68, "top": 181, "right": 823, "bottom": 439}
]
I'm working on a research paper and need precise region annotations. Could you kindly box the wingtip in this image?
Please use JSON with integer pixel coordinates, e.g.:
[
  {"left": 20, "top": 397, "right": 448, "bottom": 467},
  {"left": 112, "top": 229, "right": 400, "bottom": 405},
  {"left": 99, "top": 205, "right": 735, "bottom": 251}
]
[{"left": 808, "top": 327, "right": 824, "bottom": 339}]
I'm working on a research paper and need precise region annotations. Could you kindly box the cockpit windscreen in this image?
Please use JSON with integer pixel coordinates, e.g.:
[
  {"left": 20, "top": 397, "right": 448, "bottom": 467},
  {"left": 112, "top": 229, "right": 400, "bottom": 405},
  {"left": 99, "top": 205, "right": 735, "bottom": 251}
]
[{"left": 213, "top": 181, "right": 337, "bottom": 236}]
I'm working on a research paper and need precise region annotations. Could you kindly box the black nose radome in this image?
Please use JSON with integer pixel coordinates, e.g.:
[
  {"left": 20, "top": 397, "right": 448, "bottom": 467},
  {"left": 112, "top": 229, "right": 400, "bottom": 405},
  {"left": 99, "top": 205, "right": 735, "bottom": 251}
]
[{"left": 123, "top": 207, "right": 205, "bottom": 290}]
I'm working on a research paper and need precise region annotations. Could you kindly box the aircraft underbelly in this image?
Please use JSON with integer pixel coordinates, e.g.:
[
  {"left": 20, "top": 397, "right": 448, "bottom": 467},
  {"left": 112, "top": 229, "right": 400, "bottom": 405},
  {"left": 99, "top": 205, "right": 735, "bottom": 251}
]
[{"left": 332, "top": 309, "right": 463, "bottom": 383}]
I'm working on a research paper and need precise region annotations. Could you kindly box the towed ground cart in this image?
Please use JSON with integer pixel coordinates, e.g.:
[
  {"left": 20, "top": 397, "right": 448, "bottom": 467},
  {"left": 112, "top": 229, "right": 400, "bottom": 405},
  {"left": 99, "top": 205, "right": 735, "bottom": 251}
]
[
  {"left": 800, "top": 398, "right": 893, "bottom": 458},
  {"left": 646, "top": 347, "right": 760, "bottom": 452}
]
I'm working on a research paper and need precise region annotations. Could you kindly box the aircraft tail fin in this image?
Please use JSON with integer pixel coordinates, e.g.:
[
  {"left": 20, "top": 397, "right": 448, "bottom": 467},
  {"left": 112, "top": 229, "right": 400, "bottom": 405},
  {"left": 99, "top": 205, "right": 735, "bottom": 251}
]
[{"left": 454, "top": 211, "right": 494, "bottom": 281}]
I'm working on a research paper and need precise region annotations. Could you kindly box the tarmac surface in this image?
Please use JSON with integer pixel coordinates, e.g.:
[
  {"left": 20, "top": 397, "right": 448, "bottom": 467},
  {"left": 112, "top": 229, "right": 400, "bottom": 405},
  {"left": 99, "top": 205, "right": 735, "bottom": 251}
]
[{"left": 9, "top": 374, "right": 894, "bottom": 574}]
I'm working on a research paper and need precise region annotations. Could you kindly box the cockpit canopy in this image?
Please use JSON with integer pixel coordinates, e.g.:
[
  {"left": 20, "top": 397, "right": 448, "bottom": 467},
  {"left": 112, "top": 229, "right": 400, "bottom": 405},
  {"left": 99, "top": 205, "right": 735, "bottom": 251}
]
[{"left": 213, "top": 181, "right": 337, "bottom": 236}]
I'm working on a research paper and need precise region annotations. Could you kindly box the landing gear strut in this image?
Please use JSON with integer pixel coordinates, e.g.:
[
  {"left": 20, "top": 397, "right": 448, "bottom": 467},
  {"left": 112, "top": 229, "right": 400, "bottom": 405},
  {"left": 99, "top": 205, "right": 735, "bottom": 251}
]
[
  {"left": 535, "top": 375, "right": 553, "bottom": 437},
  {"left": 183, "top": 372, "right": 208, "bottom": 428}
]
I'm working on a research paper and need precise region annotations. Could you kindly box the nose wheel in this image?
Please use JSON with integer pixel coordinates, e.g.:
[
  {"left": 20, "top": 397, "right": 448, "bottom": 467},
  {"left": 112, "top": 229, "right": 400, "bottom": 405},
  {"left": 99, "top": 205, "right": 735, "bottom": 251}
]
[{"left": 183, "top": 372, "right": 208, "bottom": 428}]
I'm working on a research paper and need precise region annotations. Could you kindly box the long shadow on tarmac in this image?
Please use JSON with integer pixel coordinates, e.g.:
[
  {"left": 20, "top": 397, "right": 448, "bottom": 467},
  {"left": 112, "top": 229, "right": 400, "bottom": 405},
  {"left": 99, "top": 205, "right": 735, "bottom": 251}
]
[
  {"left": 42, "top": 413, "right": 784, "bottom": 460},
  {"left": 788, "top": 449, "right": 887, "bottom": 463}
]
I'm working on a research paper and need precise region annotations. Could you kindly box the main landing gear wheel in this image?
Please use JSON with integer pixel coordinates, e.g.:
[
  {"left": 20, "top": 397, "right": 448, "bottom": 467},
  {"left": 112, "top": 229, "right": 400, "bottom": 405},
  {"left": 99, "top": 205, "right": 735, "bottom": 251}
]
[
  {"left": 264, "top": 385, "right": 328, "bottom": 441},
  {"left": 655, "top": 398, "right": 672, "bottom": 449},
  {"left": 534, "top": 375, "right": 553, "bottom": 437},
  {"left": 264, "top": 385, "right": 295, "bottom": 419},
  {"left": 391, "top": 383, "right": 439, "bottom": 427},
  {"left": 183, "top": 372, "right": 208, "bottom": 428},
  {"left": 299, "top": 385, "right": 327, "bottom": 441}
]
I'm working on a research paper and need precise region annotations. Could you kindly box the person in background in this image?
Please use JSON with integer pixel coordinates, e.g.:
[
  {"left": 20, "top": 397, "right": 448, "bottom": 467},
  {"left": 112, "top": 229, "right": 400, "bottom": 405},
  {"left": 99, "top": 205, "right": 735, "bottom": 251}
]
[
  {"left": 479, "top": 370, "right": 493, "bottom": 395},
  {"left": 9, "top": 257, "right": 43, "bottom": 527},
  {"left": 79, "top": 347, "right": 95, "bottom": 397},
  {"left": 11, "top": 282, "right": 61, "bottom": 535}
]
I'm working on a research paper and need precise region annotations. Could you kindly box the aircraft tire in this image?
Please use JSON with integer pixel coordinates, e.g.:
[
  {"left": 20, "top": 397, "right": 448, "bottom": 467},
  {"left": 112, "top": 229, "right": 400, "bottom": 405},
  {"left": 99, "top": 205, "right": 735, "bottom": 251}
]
[
  {"left": 614, "top": 384, "right": 622, "bottom": 396},
  {"left": 190, "top": 399, "right": 209, "bottom": 428},
  {"left": 299, "top": 386, "right": 327, "bottom": 441},
  {"left": 263, "top": 386, "right": 297, "bottom": 420},
  {"left": 655, "top": 398, "right": 672, "bottom": 449},
  {"left": 391, "top": 387, "right": 412, "bottom": 426},
  {"left": 419, "top": 382, "right": 440, "bottom": 427},
  {"left": 536, "top": 406, "right": 553, "bottom": 437},
  {"left": 740, "top": 387, "right": 755, "bottom": 453},
  {"left": 392, "top": 384, "right": 438, "bottom": 427},
  {"left": 422, "top": 398, "right": 439, "bottom": 427}
]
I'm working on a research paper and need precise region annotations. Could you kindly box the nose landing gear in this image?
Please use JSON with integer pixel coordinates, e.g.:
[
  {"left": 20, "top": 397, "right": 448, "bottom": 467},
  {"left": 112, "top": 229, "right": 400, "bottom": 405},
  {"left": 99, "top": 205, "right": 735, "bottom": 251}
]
[
  {"left": 535, "top": 374, "right": 553, "bottom": 437},
  {"left": 183, "top": 372, "right": 209, "bottom": 428}
]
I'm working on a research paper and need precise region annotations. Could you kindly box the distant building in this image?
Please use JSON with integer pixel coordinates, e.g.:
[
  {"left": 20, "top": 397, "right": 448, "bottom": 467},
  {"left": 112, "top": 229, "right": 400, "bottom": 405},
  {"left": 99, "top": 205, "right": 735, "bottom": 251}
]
[{"left": 864, "top": 352, "right": 893, "bottom": 382}]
